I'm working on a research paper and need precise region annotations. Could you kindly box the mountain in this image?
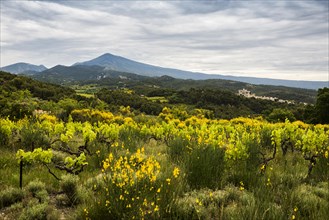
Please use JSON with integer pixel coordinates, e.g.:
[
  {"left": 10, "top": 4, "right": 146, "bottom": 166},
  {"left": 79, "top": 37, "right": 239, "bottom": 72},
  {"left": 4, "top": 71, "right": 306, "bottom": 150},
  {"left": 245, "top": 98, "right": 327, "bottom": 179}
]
[
  {"left": 73, "top": 53, "right": 199, "bottom": 79},
  {"left": 1, "top": 62, "right": 47, "bottom": 74},
  {"left": 33, "top": 64, "right": 150, "bottom": 84},
  {"left": 74, "top": 53, "right": 328, "bottom": 90}
]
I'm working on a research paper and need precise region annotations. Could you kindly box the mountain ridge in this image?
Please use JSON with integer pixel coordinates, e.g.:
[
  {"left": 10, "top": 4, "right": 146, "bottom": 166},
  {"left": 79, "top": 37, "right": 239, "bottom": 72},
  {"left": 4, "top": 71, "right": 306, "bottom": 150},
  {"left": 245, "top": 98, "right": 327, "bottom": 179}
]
[
  {"left": 72, "top": 53, "right": 328, "bottom": 90},
  {"left": 4, "top": 53, "right": 328, "bottom": 90},
  {"left": 1, "top": 62, "right": 47, "bottom": 74}
]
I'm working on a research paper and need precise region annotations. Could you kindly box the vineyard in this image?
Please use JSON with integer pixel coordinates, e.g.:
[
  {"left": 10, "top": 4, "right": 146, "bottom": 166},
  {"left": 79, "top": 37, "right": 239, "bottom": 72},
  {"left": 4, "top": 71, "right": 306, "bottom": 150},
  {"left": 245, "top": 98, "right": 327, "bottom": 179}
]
[{"left": 0, "top": 107, "right": 328, "bottom": 219}]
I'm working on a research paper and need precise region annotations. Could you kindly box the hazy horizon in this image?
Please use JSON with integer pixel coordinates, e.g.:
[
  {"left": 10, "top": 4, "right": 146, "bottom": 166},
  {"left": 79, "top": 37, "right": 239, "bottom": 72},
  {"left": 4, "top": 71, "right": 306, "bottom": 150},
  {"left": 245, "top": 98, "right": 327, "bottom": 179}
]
[{"left": 1, "top": 0, "right": 328, "bottom": 81}]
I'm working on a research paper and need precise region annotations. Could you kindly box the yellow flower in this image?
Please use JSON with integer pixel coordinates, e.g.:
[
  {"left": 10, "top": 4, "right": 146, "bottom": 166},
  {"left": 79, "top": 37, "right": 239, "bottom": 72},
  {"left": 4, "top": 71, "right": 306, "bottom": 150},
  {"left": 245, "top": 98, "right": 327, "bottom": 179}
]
[
  {"left": 166, "top": 178, "right": 171, "bottom": 185},
  {"left": 103, "top": 161, "right": 110, "bottom": 170},
  {"left": 260, "top": 164, "right": 265, "bottom": 171},
  {"left": 154, "top": 205, "right": 159, "bottom": 212},
  {"left": 239, "top": 181, "right": 245, "bottom": 191},
  {"left": 195, "top": 198, "right": 202, "bottom": 206},
  {"left": 173, "top": 167, "right": 180, "bottom": 178}
]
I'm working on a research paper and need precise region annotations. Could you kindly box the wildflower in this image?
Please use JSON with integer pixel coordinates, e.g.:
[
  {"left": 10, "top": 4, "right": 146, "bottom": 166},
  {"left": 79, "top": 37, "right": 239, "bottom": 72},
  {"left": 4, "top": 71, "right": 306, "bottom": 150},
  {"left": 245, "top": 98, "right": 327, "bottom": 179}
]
[
  {"left": 154, "top": 205, "right": 159, "bottom": 212},
  {"left": 294, "top": 207, "right": 298, "bottom": 212},
  {"left": 173, "top": 167, "right": 180, "bottom": 178},
  {"left": 239, "top": 181, "right": 245, "bottom": 191},
  {"left": 108, "top": 153, "right": 114, "bottom": 162},
  {"left": 195, "top": 198, "right": 202, "bottom": 206},
  {"left": 103, "top": 161, "right": 110, "bottom": 170},
  {"left": 260, "top": 164, "right": 265, "bottom": 171},
  {"left": 143, "top": 198, "right": 148, "bottom": 206},
  {"left": 157, "top": 188, "right": 161, "bottom": 193},
  {"left": 166, "top": 178, "right": 171, "bottom": 185}
]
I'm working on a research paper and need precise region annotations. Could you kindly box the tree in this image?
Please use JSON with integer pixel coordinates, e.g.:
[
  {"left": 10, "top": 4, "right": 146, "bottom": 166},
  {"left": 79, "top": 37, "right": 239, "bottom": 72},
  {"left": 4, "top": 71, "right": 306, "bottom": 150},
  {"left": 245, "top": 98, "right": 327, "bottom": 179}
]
[
  {"left": 315, "top": 87, "right": 329, "bottom": 124},
  {"left": 267, "top": 108, "right": 296, "bottom": 122}
]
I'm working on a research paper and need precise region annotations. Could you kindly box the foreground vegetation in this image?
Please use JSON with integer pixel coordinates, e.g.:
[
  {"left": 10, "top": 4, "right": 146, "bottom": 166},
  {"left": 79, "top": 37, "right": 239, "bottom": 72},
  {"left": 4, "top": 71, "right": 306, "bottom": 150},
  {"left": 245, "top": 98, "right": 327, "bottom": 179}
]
[
  {"left": 1, "top": 71, "right": 328, "bottom": 219},
  {"left": 1, "top": 108, "right": 328, "bottom": 219}
]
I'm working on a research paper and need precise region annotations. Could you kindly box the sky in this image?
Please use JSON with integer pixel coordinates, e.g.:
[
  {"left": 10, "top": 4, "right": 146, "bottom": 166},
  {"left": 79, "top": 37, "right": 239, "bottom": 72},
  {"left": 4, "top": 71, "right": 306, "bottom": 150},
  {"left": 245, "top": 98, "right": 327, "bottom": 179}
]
[{"left": 0, "top": 0, "right": 328, "bottom": 81}]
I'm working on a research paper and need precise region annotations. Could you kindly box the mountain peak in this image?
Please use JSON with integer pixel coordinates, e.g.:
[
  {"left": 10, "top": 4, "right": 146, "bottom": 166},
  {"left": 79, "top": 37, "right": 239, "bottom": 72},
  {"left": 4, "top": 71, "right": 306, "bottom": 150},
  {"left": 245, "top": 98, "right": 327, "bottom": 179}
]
[{"left": 100, "top": 53, "right": 115, "bottom": 57}]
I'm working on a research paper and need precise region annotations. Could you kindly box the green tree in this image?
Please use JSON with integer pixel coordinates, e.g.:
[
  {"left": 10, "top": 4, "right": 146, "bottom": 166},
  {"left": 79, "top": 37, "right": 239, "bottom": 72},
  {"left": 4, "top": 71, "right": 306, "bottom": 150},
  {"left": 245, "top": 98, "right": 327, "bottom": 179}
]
[
  {"left": 267, "top": 108, "right": 296, "bottom": 122},
  {"left": 315, "top": 87, "right": 329, "bottom": 124}
]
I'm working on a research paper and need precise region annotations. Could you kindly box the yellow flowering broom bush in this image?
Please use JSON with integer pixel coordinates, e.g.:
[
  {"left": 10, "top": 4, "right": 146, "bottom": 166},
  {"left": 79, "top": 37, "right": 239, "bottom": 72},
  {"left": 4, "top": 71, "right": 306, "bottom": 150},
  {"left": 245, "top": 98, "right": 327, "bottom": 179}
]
[{"left": 84, "top": 147, "right": 182, "bottom": 219}]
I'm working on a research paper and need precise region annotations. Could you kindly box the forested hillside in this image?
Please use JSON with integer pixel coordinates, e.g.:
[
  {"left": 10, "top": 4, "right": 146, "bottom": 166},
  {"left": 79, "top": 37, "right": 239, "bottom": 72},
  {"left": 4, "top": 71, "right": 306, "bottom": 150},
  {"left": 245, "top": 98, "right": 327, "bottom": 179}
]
[
  {"left": 31, "top": 65, "right": 318, "bottom": 104},
  {"left": 1, "top": 71, "right": 326, "bottom": 123},
  {"left": 1, "top": 70, "right": 328, "bottom": 219}
]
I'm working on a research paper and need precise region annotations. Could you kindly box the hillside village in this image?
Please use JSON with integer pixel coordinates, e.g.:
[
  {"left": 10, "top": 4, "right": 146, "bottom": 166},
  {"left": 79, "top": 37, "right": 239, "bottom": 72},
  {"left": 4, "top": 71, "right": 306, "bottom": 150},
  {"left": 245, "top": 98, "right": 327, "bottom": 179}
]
[{"left": 238, "top": 88, "right": 294, "bottom": 104}]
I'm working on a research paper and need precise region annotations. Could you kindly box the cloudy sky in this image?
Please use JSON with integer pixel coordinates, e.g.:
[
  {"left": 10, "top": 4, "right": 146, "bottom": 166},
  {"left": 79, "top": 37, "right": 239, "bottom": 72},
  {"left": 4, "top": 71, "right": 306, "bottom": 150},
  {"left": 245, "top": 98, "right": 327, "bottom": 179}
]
[{"left": 1, "top": 0, "right": 328, "bottom": 81}]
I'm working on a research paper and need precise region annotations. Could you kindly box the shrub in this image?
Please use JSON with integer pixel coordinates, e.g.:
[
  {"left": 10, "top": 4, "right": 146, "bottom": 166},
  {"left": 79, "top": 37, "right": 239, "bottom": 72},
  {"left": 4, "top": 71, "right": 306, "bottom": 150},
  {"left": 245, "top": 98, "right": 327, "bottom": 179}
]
[
  {"left": 18, "top": 199, "right": 48, "bottom": 220},
  {"left": 312, "top": 156, "right": 329, "bottom": 181},
  {"left": 183, "top": 144, "right": 225, "bottom": 189},
  {"left": 292, "top": 184, "right": 329, "bottom": 219},
  {"left": 60, "top": 174, "right": 80, "bottom": 206},
  {"left": 0, "top": 187, "right": 24, "bottom": 209},
  {"left": 167, "top": 137, "right": 191, "bottom": 161},
  {"left": 26, "top": 180, "right": 46, "bottom": 197},
  {"left": 83, "top": 148, "right": 182, "bottom": 219}
]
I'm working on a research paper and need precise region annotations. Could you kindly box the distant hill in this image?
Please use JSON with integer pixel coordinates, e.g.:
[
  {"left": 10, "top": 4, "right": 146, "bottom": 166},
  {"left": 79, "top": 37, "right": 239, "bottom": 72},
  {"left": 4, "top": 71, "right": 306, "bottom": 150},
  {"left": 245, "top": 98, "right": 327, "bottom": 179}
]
[
  {"left": 73, "top": 53, "right": 328, "bottom": 90},
  {"left": 1, "top": 62, "right": 47, "bottom": 74},
  {"left": 32, "top": 65, "right": 317, "bottom": 104}
]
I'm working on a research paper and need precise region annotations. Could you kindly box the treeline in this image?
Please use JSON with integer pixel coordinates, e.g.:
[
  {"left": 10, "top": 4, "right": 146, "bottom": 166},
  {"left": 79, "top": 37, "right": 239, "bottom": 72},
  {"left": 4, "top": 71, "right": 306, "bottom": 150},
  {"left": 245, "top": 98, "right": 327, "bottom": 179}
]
[
  {"left": 95, "top": 88, "right": 307, "bottom": 121},
  {"left": 1, "top": 71, "right": 328, "bottom": 124},
  {"left": 96, "top": 89, "right": 163, "bottom": 115},
  {"left": 0, "top": 71, "right": 75, "bottom": 101},
  {"left": 89, "top": 75, "right": 317, "bottom": 104},
  {"left": 0, "top": 71, "right": 89, "bottom": 120}
]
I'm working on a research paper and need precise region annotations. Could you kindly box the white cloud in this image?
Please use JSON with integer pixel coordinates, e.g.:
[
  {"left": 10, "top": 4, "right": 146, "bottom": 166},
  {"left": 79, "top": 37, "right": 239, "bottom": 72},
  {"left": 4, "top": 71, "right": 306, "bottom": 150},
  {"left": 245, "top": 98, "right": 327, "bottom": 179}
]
[{"left": 0, "top": 0, "right": 328, "bottom": 81}]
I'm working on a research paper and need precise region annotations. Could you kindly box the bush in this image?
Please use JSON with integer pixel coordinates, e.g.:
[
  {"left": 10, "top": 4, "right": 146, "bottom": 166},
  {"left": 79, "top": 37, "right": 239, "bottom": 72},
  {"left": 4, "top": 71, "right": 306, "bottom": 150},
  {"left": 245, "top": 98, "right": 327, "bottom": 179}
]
[
  {"left": 167, "top": 137, "right": 191, "bottom": 161},
  {"left": 173, "top": 186, "right": 256, "bottom": 220},
  {"left": 293, "top": 184, "right": 329, "bottom": 219},
  {"left": 18, "top": 199, "right": 48, "bottom": 220},
  {"left": 83, "top": 149, "right": 182, "bottom": 219},
  {"left": 183, "top": 144, "right": 225, "bottom": 189},
  {"left": 26, "top": 180, "right": 46, "bottom": 197},
  {"left": 312, "top": 156, "right": 329, "bottom": 181},
  {"left": 60, "top": 174, "right": 81, "bottom": 206},
  {"left": 173, "top": 189, "right": 228, "bottom": 219},
  {"left": 0, "top": 187, "right": 24, "bottom": 209}
]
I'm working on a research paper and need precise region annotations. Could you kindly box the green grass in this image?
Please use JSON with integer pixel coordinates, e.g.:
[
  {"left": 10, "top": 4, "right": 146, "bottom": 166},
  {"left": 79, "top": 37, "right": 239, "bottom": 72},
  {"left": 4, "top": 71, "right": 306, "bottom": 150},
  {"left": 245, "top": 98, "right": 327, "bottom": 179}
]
[
  {"left": 77, "top": 93, "right": 95, "bottom": 98},
  {"left": 146, "top": 96, "right": 169, "bottom": 103}
]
